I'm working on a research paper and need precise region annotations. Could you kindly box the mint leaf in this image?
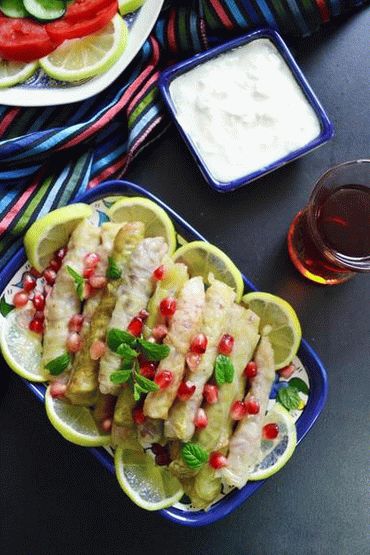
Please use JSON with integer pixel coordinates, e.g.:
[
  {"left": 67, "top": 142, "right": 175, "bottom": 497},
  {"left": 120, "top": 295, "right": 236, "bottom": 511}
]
[
  {"left": 66, "top": 265, "right": 84, "bottom": 301},
  {"left": 277, "top": 385, "right": 301, "bottom": 411},
  {"left": 107, "top": 328, "right": 137, "bottom": 351},
  {"left": 137, "top": 338, "right": 170, "bottom": 361},
  {"left": 134, "top": 382, "right": 145, "bottom": 401},
  {"left": 181, "top": 443, "right": 208, "bottom": 470},
  {"left": 214, "top": 354, "right": 235, "bottom": 386},
  {"left": 106, "top": 257, "right": 122, "bottom": 280},
  {"left": 0, "top": 296, "right": 14, "bottom": 317},
  {"left": 135, "top": 371, "right": 159, "bottom": 393},
  {"left": 289, "top": 377, "right": 309, "bottom": 395},
  {"left": 45, "top": 352, "right": 71, "bottom": 376},
  {"left": 116, "top": 342, "right": 138, "bottom": 360},
  {"left": 110, "top": 370, "right": 132, "bottom": 385}
]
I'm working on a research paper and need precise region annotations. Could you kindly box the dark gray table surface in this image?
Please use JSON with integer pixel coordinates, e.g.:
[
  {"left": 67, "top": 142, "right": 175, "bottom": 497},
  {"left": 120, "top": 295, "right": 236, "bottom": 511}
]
[{"left": 0, "top": 8, "right": 369, "bottom": 555}]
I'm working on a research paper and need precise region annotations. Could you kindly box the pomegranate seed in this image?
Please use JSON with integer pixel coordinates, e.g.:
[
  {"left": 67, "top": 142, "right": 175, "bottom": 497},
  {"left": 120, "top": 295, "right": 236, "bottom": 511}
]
[
  {"left": 151, "top": 443, "right": 166, "bottom": 455},
  {"left": 186, "top": 352, "right": 201, "bottom": 371},
  {"left": 155, "top": 452, "right": 171, "bottom": 466},
  {"left": 101, "top": 418, "right": 112, "bottom": 432},
  {"left": 218, "top": 334, "right": 234, "bottom": 355},
  {"left": 140, "top": 362, "right": 157, "bottom": 379},
  {"left": 154, "top": 370, "right": 173, "bottom": 389},
  {"left": 49, "top": 258, "right": 62, "bottom": 272},
  {"left": 13, "top": 291, "right": 29, "bottom": 308},
  {"left": 43, "top": 267, "right": 56, "bottom": 285},
  {"left": 32, "top": 293, "right": 45, "bottom": 311},
  {"left": 84, "top": 252, "right": 100, "bottom": 268},
  {"left": 152, "top": 324, "right": 168, "bottom": 342},
  {"left": 244, "top": 361, "right": 257, "bottom": 379},
  {"left": 190, "top": 333, "right": 208, "bottom": 354},
  {"left": 44, "top": 284, "right": 52, "bottom": 298},
  {"left": 245, "top": 397, "right": 260, "bottom": 415},
  {"left": 279, "top": 364, "right": 295, "bottom": 379},
  {"left": 83, "top": 267, "right": 95, "bottom": 279},
  {"left": 132, "top": 406, "right": 146, "bottom": 425},
  {"left": 194, "top": 408, "right": 208, "bottom": 429},
  {"left": 68, "top": 314, "right": 84, "bottom": 333},
  {"left": 50, "top": 382, "right": 67, "bottom": 398},
  {"left": 30, "top": 267, "right": 42, "bottom": 278},
  {"left": 34, "top": 310, "right": 44, "bottom": 322},
  {"left": 55, "top": 247, "right": 67, "bottom": 260},
  {"left": 67, "top": 332, "right": 82, "bottom": 353},
  {"left": 137, "top": 309, "right": 149, "bottom": 321},
  {"left": 88, "top": 276, "right": 107, "bottom": 289},
  {"left": 90, "top": 340, "right": 106, "bottom": 360},
  {"left": 263, "top": 422, "right": 280, "bottom": 440},
  {"left": 159, "top": 297, "right": 176, "bottom": 317},
  {"left": 209, "top": 451, "right": 228, "bottom": 469},
  {"left": 203, "top": 384, "right": 218, "bottom": 404},
  {"left": 23, "top": 273, "right": 36, "bottom": 292},
  {"left": 230, "top": 400, "right": 247, "bottom": 420},
  {"left": 177, "top": 381, "right": 196, "bottom": 401},
  {"left": 29, "top": 319, "right": 44, "bottom": 334},
  {"left": 152, "top": 265, "right": 165, "bottom": 281},
  {"left": 127, "top": 317, "right": 143, "bottom": 337}
]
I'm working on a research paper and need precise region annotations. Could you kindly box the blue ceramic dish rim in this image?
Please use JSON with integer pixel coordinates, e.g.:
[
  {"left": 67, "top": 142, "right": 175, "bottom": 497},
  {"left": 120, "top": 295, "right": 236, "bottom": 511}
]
[
  {"left": 158, "top": 27, "right": 334, "bottom": 193},
  {"left": 0, "top": 180, "right": 328, "bottom": 527}
]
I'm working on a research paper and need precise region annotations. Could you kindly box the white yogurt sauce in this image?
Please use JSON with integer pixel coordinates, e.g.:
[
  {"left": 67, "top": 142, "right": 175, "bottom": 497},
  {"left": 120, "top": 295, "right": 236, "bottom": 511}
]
[{"left": 169, "top": 38, "right": 321, "bottom": 183}]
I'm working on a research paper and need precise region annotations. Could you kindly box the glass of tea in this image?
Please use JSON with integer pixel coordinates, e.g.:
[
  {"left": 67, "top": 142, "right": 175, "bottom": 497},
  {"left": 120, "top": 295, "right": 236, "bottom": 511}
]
[{"left": 288, "top": 159, "right": 370, "bottom": 285}]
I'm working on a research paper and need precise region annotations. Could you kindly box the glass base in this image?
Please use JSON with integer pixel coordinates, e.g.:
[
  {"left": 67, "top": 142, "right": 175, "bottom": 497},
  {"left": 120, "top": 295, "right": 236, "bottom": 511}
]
[{"left": 287, "top": 210, "right": 355, "bottom": 285}]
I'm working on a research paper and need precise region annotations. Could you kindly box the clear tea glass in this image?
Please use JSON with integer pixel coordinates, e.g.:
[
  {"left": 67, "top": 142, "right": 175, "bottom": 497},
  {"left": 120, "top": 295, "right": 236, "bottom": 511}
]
[{"left": 287, "top": 160, "right": 370, "bottom": 285}]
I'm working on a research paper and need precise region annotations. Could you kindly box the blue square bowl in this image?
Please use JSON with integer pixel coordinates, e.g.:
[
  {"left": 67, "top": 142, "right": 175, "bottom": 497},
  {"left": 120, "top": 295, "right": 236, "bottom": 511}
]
[{"left": 159, "top": 28, "right": 334, "bottom": 193}]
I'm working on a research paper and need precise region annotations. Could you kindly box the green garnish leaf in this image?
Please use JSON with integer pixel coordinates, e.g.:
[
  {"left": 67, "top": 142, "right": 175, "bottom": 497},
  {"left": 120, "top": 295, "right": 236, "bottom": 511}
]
[
  {"left": 0, "top": 296, "right": 14, "bottom": 317},
  {"left": 66, "top": 265, "right": 84, "bottom": 301},
  {"left": 45, "top": 352, "right": 71, "bottom": 376},
  {"left": 133, "top": 383, "right": 145, "bottom": 401},
  {"left": 116, "top": 342, "right": 138, "bottom": 360},
  {"left": 110, "top": 370, "right": 132, "bottom": 385},
  {"left": 288, "top": 377, "right": 309, "bottom": 395},
  {"left": 214, "top": 354, "right": 235, "bottom": 386},
  {"left": 107, "top": 328, "right": 137, "bottom": 351},
  {"left": 181, "top": 443, "right": 209, "bottom": 470},
  {"left": 277, "top": 385, "right": 301, "bottom": 411},
  {"left": 106, "top": 256, "right": 122, "bottom": 280},
  {"left": 135, "top": 371, "right": 159, "bottom": 393},
  {"left": 137, "top": 338, "right": 170, "bottom": 361}
]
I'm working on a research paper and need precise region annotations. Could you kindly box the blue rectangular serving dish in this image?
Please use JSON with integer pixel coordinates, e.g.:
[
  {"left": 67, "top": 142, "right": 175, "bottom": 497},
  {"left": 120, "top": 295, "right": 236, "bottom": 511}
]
[
  {"left": 0, "top": 180, "right": 328, "bottom": 526},
  {"left": 159, "top": 28, "right": 334, "bottom": 193}
]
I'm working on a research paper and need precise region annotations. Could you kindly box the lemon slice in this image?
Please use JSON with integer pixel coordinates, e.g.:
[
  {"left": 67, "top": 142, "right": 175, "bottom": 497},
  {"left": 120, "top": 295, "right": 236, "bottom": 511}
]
[
  {"left": 0, "top": 307, "right": 44, "bottom": 382},
  {"left": 24, "top": 203, "right": 93, "bottom": 272},
  {"left": 45, "top": 386, "right": 111, "bottom": 447},
  {"left": 242, "top": 292, "right": 302, "bottom": 369},
  {"left": 115, "top": 445, "right": 184, "bottom": 511},
  {"left": 108, "top": 197, "right": 177, "bottom": 255},
  {"left": 249, "top": 403, "right": 297, "bottom": 480},
  {"left": 0, "top": 59, "right": 38, "bottom": 88},
  {"left": 119, "top": 0, "right": 144, "bottom": 15},
  {"left": 172, "top": 241, "right": 244, "bottom": 302},
  {"left": 40, "top": 15, "right": 128, "bottom": 82}
]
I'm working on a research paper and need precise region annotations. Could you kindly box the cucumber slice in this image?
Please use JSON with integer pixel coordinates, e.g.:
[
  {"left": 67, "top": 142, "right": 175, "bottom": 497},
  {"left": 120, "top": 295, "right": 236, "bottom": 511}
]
[
  {"left": 0, "top": 0, "right": 27, "bottom": 17},
  {"left": 23, "top": 0, "right": 65, "bottom": 21}
]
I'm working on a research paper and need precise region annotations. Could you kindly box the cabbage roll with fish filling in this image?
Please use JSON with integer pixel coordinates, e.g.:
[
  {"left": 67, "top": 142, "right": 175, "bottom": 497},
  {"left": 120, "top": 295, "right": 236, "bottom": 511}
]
[
  {"left": 221, "top": 336, "right": 275, "bottom": 489},
  {"left": 99, "top": 237, "right": 168, "bottom": 395},
  {"left": 144, "top": 277, "right": 205, "bottom": 420},
  {"left": 111, "top": 386, "right": 137, "bottom": 448},
  {"left": 42, "top": 220, "right": 101, "bottom": 380},
  {"left": 165, "top": 277, "right": 235, "bottom": 441}
]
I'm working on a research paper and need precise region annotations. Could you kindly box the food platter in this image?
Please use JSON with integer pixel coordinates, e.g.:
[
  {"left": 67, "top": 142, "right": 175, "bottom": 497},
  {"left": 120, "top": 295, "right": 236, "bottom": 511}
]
[{"left": 0, "top": 0, "right": 164, "bottom": 107}]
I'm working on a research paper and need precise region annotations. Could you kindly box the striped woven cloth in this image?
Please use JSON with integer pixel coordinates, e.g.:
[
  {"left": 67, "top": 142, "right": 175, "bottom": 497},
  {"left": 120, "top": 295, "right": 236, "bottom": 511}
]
[{"left": 0, "top": 0, "right": 367, "bottom": 270}]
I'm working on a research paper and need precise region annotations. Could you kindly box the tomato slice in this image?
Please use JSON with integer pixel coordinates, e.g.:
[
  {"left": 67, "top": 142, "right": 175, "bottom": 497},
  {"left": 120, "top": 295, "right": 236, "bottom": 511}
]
[
  {"left": 45, "top": 1, "right": 118, "bottom": 44},
  {"left": 65, "top": 0, "right": 115, "bottom": 22},
  {"left": 0, "top": 17, "right": 55, "bottom": 62}
]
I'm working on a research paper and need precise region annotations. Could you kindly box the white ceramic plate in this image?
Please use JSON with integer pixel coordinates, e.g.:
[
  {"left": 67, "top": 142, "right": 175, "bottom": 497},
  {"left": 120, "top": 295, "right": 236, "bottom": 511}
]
[{"left": 0, "top": 0, "right": 164, "bottom": 107}]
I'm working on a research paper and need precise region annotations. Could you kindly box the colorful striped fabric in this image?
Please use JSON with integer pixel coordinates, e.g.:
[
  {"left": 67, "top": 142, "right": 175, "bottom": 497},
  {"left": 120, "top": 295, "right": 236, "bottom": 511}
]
[{"left": 0, "top": 0, "right": 367, "bottom": 271}]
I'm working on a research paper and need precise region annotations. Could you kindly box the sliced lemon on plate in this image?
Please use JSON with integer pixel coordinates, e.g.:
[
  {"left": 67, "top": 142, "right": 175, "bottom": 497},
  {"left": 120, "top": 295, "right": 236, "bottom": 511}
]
[
  {"left": 119, "top": 0, "right": 145, "bottom": 15},
  {"left": 115, "top": 445, "right": 184, "bottom": 510},
  {"left": 0, "top": 59, "right": 38, "bottom": 88},
  {"left": 45, "top": 386, "right": 111, "bottom": 447},
  {"left": 242, "top": 292, "right": 302, "bottom": 369},
  {"left": 249, "top": 403, "right": 297, "bottom": 481},
  {"left": 40, "top": 15, "right": 128, "bottom": 82},
  {"left": 108, "top": 197, "right": 177, "bottom": 255},
  {"left": 24, "top": 203, "right": 93, "bottom": 272},
  {"left": 172, "top": 241, "right": 244, "bottom": 302},
  {"left": 0, "top": 307, "right": 44, "bottom": 382}
]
